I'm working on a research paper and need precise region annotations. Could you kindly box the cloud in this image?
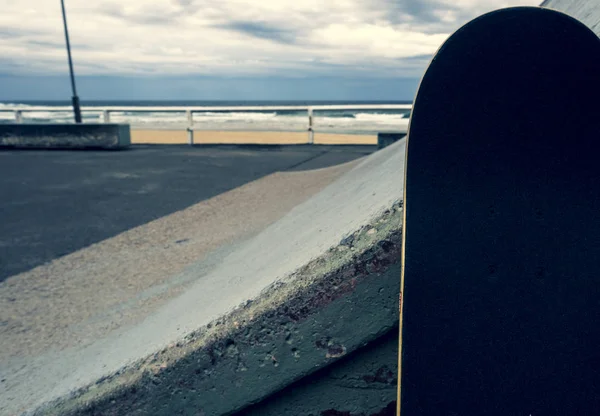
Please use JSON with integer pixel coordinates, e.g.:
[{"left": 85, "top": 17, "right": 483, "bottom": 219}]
[
  {"left": 383, "top": 0, "right": 459, "bottom": 26},
  {"left": 217, "top": 21, "right": 298, "bottom": 44},
  {"left": 0, "top": 0, "right": 539, "bottom": 79},
  {"left": 95, "top": 2, "right": 190, "bottom": 26}
]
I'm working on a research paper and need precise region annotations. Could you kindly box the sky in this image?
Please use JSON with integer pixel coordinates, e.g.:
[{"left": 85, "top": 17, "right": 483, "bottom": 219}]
[{"left": 0, "top": 0, "right": 539, "bottom": 101}]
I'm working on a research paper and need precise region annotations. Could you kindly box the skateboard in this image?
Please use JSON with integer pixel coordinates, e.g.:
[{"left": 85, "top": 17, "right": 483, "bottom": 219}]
[{"left": 398, "top": 6, "right": 600, "bottom": 415}]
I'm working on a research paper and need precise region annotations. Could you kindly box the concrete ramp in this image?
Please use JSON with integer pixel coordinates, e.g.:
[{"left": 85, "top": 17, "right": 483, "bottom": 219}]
[
  {"left": 541, "top": 0, "right": 600, "bottom": 35},
  {"left": 1, "top": 140, "right": 404, "bottom": 416}
]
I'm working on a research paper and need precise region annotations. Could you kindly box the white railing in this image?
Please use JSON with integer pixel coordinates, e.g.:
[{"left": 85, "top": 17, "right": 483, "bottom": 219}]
[{"left": 1, "top": 104, "right": 412, "bottom": 145}]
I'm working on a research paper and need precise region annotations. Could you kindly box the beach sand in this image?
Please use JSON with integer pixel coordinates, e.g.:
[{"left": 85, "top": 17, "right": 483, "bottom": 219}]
[{"left": 131, "top": 130, "right": 377, "bottom": 145}]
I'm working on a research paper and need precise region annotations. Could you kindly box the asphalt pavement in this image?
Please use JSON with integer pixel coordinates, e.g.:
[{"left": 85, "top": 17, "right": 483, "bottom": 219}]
[{"left": 0, "top": 144, "right": 375, "bottom": 282}]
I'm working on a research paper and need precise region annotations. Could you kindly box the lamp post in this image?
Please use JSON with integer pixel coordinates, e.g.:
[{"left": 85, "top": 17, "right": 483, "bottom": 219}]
[{"left": 60, "top": 0, "right": 82, "bottom": 123}]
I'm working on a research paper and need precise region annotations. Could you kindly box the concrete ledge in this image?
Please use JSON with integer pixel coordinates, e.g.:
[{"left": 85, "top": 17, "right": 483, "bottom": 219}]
[
  {"left": 0, "top": 124, "right": 131, "bottom": 149},
  {"left": 377, "top": 132, "right": 406, "bottom": 149}
]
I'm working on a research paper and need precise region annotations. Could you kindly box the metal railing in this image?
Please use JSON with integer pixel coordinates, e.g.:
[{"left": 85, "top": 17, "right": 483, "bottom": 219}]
[{"left": 1, "top": 104, "right": 412, "bottom": 145}]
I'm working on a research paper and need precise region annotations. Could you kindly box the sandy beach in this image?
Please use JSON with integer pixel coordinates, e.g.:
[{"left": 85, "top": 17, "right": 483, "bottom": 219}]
[{"left": 131, "top": 129, "right": 378, "bottom": 145}]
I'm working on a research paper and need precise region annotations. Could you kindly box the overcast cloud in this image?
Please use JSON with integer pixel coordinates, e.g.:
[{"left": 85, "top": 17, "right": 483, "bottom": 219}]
[
  {"left": 0, "top": 0, "right": 539, "bottom": 76},
  {"left": 0, "top": 0, "right": 539, "bottom": 99}
]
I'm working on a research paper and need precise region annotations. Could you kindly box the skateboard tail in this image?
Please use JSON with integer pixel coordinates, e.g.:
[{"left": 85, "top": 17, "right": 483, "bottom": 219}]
[{"left": 396, "top": 5, "right": 600, "bottom": 415}]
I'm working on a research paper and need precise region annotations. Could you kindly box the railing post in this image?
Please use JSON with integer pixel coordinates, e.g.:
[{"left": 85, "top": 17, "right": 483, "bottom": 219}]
[
  {"left": 186, "top": 110, "right": 194, "bottom": 145},
  {"left": 14, "top": 110, "right": 23, "bottom": 123},
  {"left": 103, "top": 110, "right": 110, "bottom": 123},
  {"left": 307, "top": 107, "right": 314, "bottom": 144}
]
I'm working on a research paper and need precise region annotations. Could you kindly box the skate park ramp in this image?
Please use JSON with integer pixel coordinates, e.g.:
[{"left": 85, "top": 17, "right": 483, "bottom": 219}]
[
  {"left": 0, "top": 142, "right": 403, "bottom": 416},
  {"left": 2, "top": 0, "right": 598, "bottom": 414}
]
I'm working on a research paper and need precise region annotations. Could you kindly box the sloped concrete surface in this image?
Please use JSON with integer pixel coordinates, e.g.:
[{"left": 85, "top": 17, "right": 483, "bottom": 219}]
[
  {"left": 29, "top": 139, "right": 404, "bottom": 416},
  {"left": 42, "top": 203, "right": 402, "bottom": 415},
  {"left": 0, "top": 163, "right": 358, "bottom": 361},
  {"left": 0, "top": 140, "right": 404, "bottom": 415},
  {"left": 0, "top": 145, "right": 375, "bottom": 415},
  {"left": 541, "top": 0, "right": 600, "bottom": 35}
]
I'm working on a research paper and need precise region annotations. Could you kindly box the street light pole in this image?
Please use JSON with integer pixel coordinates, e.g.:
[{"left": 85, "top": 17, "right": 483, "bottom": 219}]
[{"left": 60, "top": 0, "right": 82, "bottom": 123}]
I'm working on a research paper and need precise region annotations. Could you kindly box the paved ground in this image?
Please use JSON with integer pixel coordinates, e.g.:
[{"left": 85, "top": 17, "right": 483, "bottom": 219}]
[
  {"left": 0, "top": 144, "right": 375, "bottom": 282},
  {"left": 0, "top": 138, "right": 404, "bottom": 416}
]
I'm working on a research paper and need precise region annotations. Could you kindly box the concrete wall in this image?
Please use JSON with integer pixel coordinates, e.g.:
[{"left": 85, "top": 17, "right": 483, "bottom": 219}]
[
  {"left": 239, "top": 328, "right": 398, "bottom": 416},
  {"left": 0, "top": 124, "right": 131, "bottom": 149}
]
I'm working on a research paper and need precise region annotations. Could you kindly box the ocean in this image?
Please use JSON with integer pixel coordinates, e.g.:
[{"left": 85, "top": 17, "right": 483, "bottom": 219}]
[{"left": 0, "top": 100, "right": 412, "bottom": 135}]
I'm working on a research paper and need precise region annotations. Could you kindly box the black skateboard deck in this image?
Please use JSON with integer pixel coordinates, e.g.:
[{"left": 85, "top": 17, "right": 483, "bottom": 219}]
[{"left": 399, "top": 6, "right": 600, "bottom": 415}]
